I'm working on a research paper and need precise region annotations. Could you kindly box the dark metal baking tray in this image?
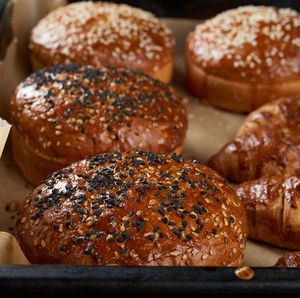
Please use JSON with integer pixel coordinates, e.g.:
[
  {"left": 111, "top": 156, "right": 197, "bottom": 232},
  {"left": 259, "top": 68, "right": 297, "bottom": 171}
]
[{"left": 1, "top": 265, "right": 300, "bottom": 297}]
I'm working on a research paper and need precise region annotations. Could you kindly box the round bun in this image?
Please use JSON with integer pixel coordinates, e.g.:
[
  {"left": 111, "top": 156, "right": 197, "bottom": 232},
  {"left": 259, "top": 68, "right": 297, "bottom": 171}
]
[
  {"left": 185, "top": 6, "right": 300, "bottom": 112},
  {"left": 29, "top": 2, "right": 175, "bottom": 83},
  {"left": 14, "top": 151, "right": 247, "bottom": 266},
  {"left": 275, "top": 252, "right": 300, "bottom": 267},
  {"left": 10, "top": 64, "right": 187, "bottom": 186}
]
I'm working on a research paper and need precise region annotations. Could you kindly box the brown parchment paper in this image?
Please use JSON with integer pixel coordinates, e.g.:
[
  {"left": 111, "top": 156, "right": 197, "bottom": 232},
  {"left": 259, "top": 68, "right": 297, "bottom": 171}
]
[{"left": 0, "top": 0, "right": 289, "bottom": 266}]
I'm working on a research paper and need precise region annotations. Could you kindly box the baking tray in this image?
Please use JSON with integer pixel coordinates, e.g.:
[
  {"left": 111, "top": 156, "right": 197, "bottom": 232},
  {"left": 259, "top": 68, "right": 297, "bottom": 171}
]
[{"left": 1, "top": 0, "right": 300, "bottom": 296}]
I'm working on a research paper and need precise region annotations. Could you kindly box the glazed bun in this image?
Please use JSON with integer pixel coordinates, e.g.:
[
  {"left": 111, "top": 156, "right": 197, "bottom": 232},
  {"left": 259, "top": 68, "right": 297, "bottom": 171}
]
[
  {"left": 10, "top": 64, "right": 187, "bottom": 186},
  {"left": 185, "top": 6, "right": 300, "bottom": 112},
  {"left": 14, "top": 151, "right": 248, "bottom": 266},
  {"left": 29, "top": 2, "right": 175, "bottom": 83}
]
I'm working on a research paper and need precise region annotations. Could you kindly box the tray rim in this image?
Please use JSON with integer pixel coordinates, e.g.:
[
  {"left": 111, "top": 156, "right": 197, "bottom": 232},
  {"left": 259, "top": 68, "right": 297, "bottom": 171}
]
[{"left": 1, "top": 265, "right": 300, "bottom": 295}]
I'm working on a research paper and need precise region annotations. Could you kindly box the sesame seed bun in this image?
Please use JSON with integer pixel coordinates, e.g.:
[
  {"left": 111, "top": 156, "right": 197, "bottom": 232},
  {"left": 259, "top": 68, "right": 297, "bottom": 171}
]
[
  {"left": 185, "top": 6, "right": 300, "bottom": 112},
  {"left": 14, "top": 151, "right": 247, "bottom": 266},
  {"left": 29, "top": 1, "right": 175, "bottom": 84},
  {"left": 10, "top": 64, "right": 187, "bottom": 186}
]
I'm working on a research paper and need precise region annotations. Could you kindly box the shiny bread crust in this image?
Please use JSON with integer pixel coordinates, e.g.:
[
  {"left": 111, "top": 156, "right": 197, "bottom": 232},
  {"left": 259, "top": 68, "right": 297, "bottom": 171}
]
[
  {"left": 14, "top": 151, "right": 247, "bottom": 266},
  {"left": 29, "top": 2, "right": 175, "bottom": 83},
  {"left": 185, "top": 6, "right": 300, "bottom": 112},
  {"left": 10, "top": 64, "right": 187, "bottom": 185}
]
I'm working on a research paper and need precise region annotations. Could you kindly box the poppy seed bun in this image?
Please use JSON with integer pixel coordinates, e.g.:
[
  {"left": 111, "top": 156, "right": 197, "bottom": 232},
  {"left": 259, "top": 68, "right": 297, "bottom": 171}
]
[
  {"left": 185, "top": 6, "right": 300, "bottom": 112},
  {"left": 10, "top": 64, "right": 187, "bottom": 186},
  {"left": 14, "top": 151, "right": 248, "bottom": 266},
  {"left": 29, "top": 1, "right": 175, "bottom": 83}
]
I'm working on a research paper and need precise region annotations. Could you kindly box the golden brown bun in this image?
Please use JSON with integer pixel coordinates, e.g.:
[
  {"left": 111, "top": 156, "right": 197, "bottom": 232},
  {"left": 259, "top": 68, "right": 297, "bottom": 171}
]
[
  {"left": 236, "top": 174, "right": 300, "bottom": 250},
  {"left": 274, "top": 252, "right": 300, "bottom": 267},
  {"left": 29, "top": 2, "right": 174, "bottom": 83},
  {"left": 185, "top": 6, "right": 300, "bottom": 112},
  {"left": 208, "top": 97, "right": 300, "bottom": 183},
  {"left": 10, "top": 64, "right": 187, "bottom": 186},
  {"left": 14, "top": 151, "right": 248, "bottom": 266}
]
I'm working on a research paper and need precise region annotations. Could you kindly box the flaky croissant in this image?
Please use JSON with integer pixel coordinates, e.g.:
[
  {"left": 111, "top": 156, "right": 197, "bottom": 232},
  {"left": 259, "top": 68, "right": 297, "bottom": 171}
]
[
  {"left": 274, "top": 251, "right": 300, "bottom": 267},
  {"left": 208, "top": 97, "right": 300, "bottom": 183},
  {"left": 236, "top": 174, "right": 300, "bottom": 250}
]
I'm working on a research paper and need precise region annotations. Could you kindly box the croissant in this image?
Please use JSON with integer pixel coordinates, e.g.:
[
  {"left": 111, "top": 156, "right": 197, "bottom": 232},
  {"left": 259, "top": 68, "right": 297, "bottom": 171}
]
[
  {"left": 208, "top": 97, "right": 300, "bottom": 183},
  {"left": 274, "top": 252, "right": 300, "bottom": 267},
  {"left": 236, "top": 174, "right": 300, "bottom": 250}
]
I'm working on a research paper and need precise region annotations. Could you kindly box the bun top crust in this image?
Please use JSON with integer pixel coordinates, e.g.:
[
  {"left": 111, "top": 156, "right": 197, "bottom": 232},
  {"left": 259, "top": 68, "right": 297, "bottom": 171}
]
[
  {"left": 10, "top": 64, "right": 187, "bottom": 161},
  {"left": 14, "top": 151, "right": 247, "bottom": 266},
  {"left": 30, "top": 2, "right": 174, "bottom": 74},
  {"left": 186, "top": 6, "right": 300, "bottom": 82}
]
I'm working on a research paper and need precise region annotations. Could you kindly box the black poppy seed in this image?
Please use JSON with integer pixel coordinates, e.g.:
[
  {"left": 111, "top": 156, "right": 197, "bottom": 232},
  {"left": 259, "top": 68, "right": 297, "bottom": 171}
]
[
  {"left": 176, "top": 212, "right": 185, "bottom": 219},
  {"left": 167, "top": 207, "right": 173, "bottom": 212},
  {"left": 186, "top": 235, "right": 193, "bottom": 240},
  {"left": 154, "top": 191, "right": 160, "bottom": 197},
  {"left": 168, "top": 221, "right": 176, "bottom": 226},
  {"left": 154, "top": 226, "right": 160, "bottom": 232},
  {"left": 129, "top": 211, "right": 135, "bottom": 217},
  {"left": 60, "top": 244, "right": 66, "bottom": 251},
  {"left": 148, "top": 235, "right": 155, "bottom": 241},
  {"left": 212, "top": 229, "right": 217, "bottom": 235},
  {"left": 189, "top": 214, "right": 196, "bottom": 219},
  {"left": 157, "top": 207, "right": 165, "bottom": 216},
  {"left": 53, "top": 224, "right": 59, "bottom": 229},
  {"left": 93, "top": 208, "right": 102, "bottom": 216},
  {"left": 122, "top": 232, "right": 132, "bottom": 239},
  {"left": 180, "top": 192, "right": 187, "bottom": 199},
  {"left": 110, "top": 216, "right": 117, "bottom": 222},
  {"left": 117, "top": 237, "right": 126, "bottom": 243},
  {"left": 162, "top": 217, "right": 168, "bottom": 224},
  {"left": 160, "top": 232, "right": 165, "bottom": 238},
  {"left": 196, "top": 224, "right": 204, "bottom": 233},
  {"left": 182, "top": 221, "right": 187, "bottom": 228},
  {"left": 230, "top": 216, "right": 235, "bottom": 223},
  {"left": 174, "top": 229, "right": 182, "bottom": 239},
  {"left": 122, "top": 247, "right": 129, "bottom": 254}
]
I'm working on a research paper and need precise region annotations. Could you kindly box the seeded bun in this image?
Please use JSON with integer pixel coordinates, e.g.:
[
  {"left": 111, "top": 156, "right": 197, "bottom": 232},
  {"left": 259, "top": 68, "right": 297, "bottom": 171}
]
[
  {"left": 275, "top": 252, "right": 300, "bottom": 267},
  {"left": 29, "top": 2, "right": 175, "bottom": 84},
  {"left": 185, "top": 6, "right": 300, "bottom": 112},
  {"left": 10, "top": 64, "right": 187, "bottom": 186},
  {"left": 14, "top": 151, "right": 247, "bottom": 266}
]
